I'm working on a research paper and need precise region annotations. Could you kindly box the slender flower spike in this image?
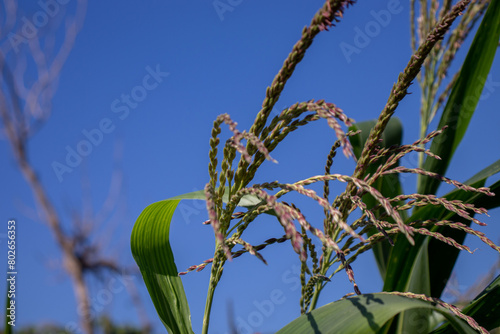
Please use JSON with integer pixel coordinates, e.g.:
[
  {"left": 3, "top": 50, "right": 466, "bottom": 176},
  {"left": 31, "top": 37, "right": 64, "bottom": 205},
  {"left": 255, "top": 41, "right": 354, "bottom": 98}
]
[
  {"left": 216, "top": 113, "right": 277, "bottom": 165},
  {"left": 204, "top": 183, "right": 232, "bottom": 260}
]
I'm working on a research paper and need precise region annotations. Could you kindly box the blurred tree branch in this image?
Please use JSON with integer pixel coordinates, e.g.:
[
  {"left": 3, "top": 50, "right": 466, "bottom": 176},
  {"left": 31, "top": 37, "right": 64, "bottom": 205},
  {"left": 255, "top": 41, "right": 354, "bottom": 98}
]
[{"left": 0, "top": 2, "right": 150, "bottom": 333}]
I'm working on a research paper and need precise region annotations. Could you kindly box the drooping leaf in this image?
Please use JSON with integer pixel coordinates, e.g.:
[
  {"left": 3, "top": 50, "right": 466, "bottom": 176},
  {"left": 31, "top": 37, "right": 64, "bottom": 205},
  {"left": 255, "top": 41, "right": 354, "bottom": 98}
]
[
  {"left": 431, "top": 274, "right": 500, "bottom": 333},
  {"left": 131, "top": 189, "right": 271, "bottom": 333},
  {"left": 349, "top": 117, "right": 404, "bottom": 279},
  {"left": 276, "top": 293, "right": 478, "bottom": 334},
  {"left": 131, "top": 200, "right": 194, "bottom": 334},
  {"left": 463, "top": 159, "right": 500, "bottom": 186},
  {"left": 418, "top": 0, "right": 500, "bottom": 196}
]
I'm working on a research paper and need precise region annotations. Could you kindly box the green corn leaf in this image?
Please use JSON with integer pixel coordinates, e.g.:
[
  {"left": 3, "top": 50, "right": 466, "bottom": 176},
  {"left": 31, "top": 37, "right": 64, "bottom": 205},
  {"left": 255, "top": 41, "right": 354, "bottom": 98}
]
[
  {"left": 276, "top": 293, "right": 478, "bottom": 334},
  {"left": 349, "top": 117, "right": 403, "bottom": 159},
  {"left": 169, "top": 188, "right": 263, "bottom": 208},
  {"left": 463, "top": 159, "right": 500, "bottom": 186},
  {"left": 431, "top": 274, "right": 500, "bottom": 333},
  {"left": 131, "top": 200, "right": 194, "bottom": 334},
  {"left": 458, "top": 274, "right": 500, "bottom": 330},
  {"left": 426, "top": 179, "right": 500, "bottom": 298},
  {"left": 379, "top": 238, "right": 434, "bottom": 334},
  {"left": 386, "top": 0, "right": 500, "bottom": 309},
  {"left": 131, "top": 189, "right": 268, "bottom": 333},
  {"left": 397, "top": 239, "right": 432, "bottom": 334},
  {"left": 349, "top": 117, "right": 404, "bottom": 280},
  {"left": 384, "top": 159, "right": 500, "bottom": 298},
  {"left": 384, "top": 179, "right": 500, "bottom": 297},
  {"left": 418, "top": 0, "right": 500, "bottom": 196},
  {"left": 170, "top": 188, "right": 276, "bottom": 215}
]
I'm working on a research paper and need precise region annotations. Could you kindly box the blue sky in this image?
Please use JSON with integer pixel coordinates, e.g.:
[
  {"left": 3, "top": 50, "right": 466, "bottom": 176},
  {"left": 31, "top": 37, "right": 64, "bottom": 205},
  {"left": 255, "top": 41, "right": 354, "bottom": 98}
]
[{"left": 1, "top": 1, "right": 499, "bottom": 333}]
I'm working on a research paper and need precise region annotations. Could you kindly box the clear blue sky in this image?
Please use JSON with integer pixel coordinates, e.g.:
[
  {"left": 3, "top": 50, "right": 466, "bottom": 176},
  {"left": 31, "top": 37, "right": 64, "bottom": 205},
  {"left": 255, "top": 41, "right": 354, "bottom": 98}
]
[{"left": 1, "top": 1, "right": 499, "bottom": 333}]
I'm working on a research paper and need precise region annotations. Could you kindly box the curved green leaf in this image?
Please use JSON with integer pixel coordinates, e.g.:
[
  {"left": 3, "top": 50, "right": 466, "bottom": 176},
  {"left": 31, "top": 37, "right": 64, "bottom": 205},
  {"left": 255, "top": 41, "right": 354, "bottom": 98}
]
[
  {"left": 131, "top": 200, "right": 194, "bottom": 334},
  {"left": 131, "top": 189, "right": 269, "bottom": 333},
  {"left": 463, "top": 159, "right": 500, "bottom": 186},
  {"left": 432, "top": 274, "right": 500, "bottom": 333},
  {"left": 276, "top": 293, "right": 477, "bottom": 334},
  {"left": 419, "top": 0, "right": 500, "bottom": 195}
]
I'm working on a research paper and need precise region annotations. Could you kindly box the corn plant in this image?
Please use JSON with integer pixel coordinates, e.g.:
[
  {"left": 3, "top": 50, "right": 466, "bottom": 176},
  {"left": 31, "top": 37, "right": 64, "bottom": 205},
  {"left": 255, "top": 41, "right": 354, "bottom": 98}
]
[{"left": 130, "top": 0, "right": 500, "bottom": 333}]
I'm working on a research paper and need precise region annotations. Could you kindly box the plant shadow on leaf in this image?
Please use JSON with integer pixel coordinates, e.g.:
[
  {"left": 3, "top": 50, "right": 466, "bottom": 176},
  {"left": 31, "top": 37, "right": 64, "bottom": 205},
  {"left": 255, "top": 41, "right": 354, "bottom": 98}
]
[{"left": 346, "top": 294, "right": 386, "bottom": 332}]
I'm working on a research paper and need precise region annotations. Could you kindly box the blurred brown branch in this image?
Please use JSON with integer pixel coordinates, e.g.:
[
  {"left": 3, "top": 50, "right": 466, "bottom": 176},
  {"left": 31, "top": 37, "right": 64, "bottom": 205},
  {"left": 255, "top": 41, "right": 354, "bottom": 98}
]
[{"left": 0, "top": 2, "right": 150, "bottom": 333}]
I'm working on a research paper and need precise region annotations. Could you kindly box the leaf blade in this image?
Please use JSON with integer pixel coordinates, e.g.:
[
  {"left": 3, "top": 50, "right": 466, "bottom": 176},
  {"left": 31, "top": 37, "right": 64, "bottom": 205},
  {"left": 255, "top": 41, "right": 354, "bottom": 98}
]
[
  {"left": 431, "top": 274, "right": 500, "bottom": 333},
  {"left": 384, "top": 169, "right": 500, "bottom": 297},
  {"left": 131, "top": 200, "right": 194, "bottom": 334},
  {"left": 418, "top": 0, "right": 500, "bottom": 195},
  {"left": 130, "top": 187, "right": 276, "bottom": 333},
  {"left": 276, "top": 293, "right": 478, "bottom": 334}
]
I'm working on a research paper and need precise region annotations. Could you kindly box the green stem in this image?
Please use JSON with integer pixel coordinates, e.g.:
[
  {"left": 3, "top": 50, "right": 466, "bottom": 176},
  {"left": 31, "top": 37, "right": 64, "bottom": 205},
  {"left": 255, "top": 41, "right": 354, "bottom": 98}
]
[
  {"left": 307, "top": 247, "right": 334, "bottom": 312},
  {"left": 201, "top": 282, "right": 216, "bottom": 334},
  {"left": 417, "top": 106, "right": 428, "bottom": 185},
  {"left": 308, "top": 216, "right": 346, "bottom": 312},
  {"left": 308, "top": 282, "right": 323, "bottom": 312},
  {"left": 202, "top": 253, "right": 225, "bottom": 334}
]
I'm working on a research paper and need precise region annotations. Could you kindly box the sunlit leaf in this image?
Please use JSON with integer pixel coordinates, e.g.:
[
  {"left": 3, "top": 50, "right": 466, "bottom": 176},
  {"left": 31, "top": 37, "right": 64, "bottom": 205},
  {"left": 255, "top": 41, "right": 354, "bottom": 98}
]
[
  {"left": 277, "top": 293, "right": 477, "bottom": 334},
  {"left": 418, "top": 0, "right": 500, "bottom": 195},
  {"left": 131, "top": 189, "right": 273, "bottom": 333},
  {"left": 131, "top": 200, "right": 194, "bottom": 334}
]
